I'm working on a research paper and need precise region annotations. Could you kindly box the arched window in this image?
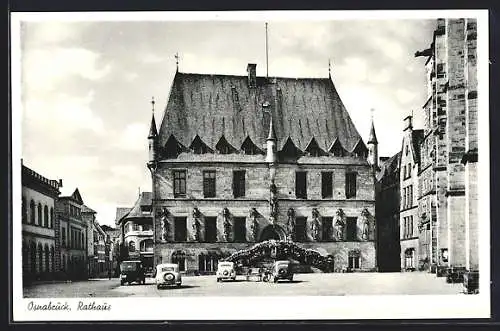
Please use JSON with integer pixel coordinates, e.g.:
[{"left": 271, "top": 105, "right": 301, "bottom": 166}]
[
  {"left": 50, "top": 207, "right": 54, "bottom": 228},
  {"left": 50, "top": 246, "right": 55, "bottom": 273},
  {"left": 30, "top": 242, "right": 36, "bottom": 275},
  {"left": 348, "top": 250, "right": 361, "bottom": 269},
  {"left": 22, "top": 197, "right": 27, "bottom": 223},
  {"left": 128, "top": 241, "right": 136, "bottom": 252},
  {"left": 30, "top": 200, "right": 35, "bottom": 224},
  {"left": 37, "top": 203, "right": 42, "bottom": 226},
  {"left": 44, "top": 205, "right": 49, "bottom": 228},
  {"left": 22, "top": 241, "right": 28, "bottom": 274},
  {"left": 405, "top": 248, "right": 415, "bottom": 270},
  {"left": 44, "top": 244, "right": 50, "bottom": 273},
  {"left": 37, "top": 244, "right": 43, "bottom": 273},
  {"left": 172, "top": 250, "right": 186, "bottom": 272}
]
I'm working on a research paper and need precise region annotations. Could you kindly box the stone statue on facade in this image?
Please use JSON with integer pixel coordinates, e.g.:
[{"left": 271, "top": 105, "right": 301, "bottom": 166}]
[
  {"left": 286, "top": 208, "right": 295, "bottom": 241},
  {"left": 269, "top": 180, "right": 278, "bottom": 223},
  {"left": 250, "top": 208, "right": 259, "bottom": 241},
  {"left": 192, "top": 207, "right": 201, "bottom": 242},
  {"left": 333, "top": 208, "right": 345, "bottom": 241},
  {"left": 159, "top": 207, "right": 170, "bottom": 241},
  {"left": 311, "top": 208, "right": 321, "bottom": 241},
  {"left": 360, "top": 208, "right": 370, "bottom": 241},
  {"left": 223, "top": 207, "right": 232, "bottom": 242}
]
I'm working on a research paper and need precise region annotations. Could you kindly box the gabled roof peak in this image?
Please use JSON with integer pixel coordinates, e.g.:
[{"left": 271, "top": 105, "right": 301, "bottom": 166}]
[{"left": 367, "top": 119, "right": 378, "bottom": 144}]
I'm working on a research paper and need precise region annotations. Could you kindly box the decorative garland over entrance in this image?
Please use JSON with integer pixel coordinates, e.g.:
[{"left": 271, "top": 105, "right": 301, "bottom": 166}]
[{"left": 223, "top": 240, "right": 334, "bottom": 272}]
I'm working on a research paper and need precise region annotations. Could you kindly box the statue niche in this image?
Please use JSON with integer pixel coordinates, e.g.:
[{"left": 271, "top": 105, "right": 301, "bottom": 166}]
[
  {"left": 249, "top": 208, "right": 259, "bottom": 242},
  {"left": 159, "top": 207, "right": 170, "bottom": 242},
  {"left": 286, "top": 208, "right": 296, "bottom": 242},
  {"left": 223, "top": 207, "right": 232, "bottom": 242},
  {"left": 192, "top": 207, "right": 201, "bottom": 242},
  {"left": 360, "top": 208, "right": 371, "bottom": 241},
  {"left": 269, "top": 180, "right": 278, "bottom": 223},
  {"left": 311, "top": 208, "right": 321, "bottom": 241},
  {"left": 333, "top": 209, "right": 345, "bottom": 241}
]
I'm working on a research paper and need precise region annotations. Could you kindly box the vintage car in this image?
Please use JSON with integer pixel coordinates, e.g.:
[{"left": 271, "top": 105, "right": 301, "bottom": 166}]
[
  {"left": 271, "top": 260, "right": 294, "bottom": 282},
  {"left": 120, "top": 260, "right": 146, "bottom": 285},
  {"left": 216, "top": 261, "right": 236, "bottom": 282},
  {"left": 155, "top": 263, "right": 182, "bottom": 289}
]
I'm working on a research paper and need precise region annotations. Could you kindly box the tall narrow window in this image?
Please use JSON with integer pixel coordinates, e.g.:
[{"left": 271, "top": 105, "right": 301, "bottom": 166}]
[
  {"left": 37, "top": 203, "right": 42, "bottom": 226},
  {"left": 50, "top": 207, "right": 54, "bottom": 228},
  {"left": 295, "top": 172, "right": 307, "bottom": 199},
  {"left": 22, "top": 197, "right": 27, "bottom": 223},
  {"left": 233, "top": 217, "right": 246, "bottom": 243},
  {"left": 346, "top": 217, "right": 357, "bottom": 241},
  {"left": 322, "top": 217, "right": 333, "bottom": 241},
  {"left": 345, "top": 172, "right": 357, "bottom": 199},
  {"left": 174, "top": 217, "right": 187, "bottom": 242},
  {"left": 203, "top": 170, "right": 216, "bottom": 198},
  {"left": 321, "top": 172, "right": 333, "bottom": 198},
  {"left": 30, "top": 200, "right": 35, "bottom": 224},
  {"left": 348, "top": 251, "right": 361, "bottom": 269},
  {"left": 294, "top": 217, "right": 307, "bottom": 242},
  {"left": 204, "top": 217, "right": 217, "bottom": 243},
  {"left": 44, "top": 205, "right": 49, "bottom": 227},
  {"left": 233, "top": 170, "right": 246, "bottom": 198},
  {"left": 173, "top": 170, "right": 187, "bottom": 198}
]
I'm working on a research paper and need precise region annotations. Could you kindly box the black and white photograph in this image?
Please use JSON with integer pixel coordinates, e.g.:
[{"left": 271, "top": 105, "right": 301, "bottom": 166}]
[{"left": 10, "top": 10, "right": 490, "bottom": 321}]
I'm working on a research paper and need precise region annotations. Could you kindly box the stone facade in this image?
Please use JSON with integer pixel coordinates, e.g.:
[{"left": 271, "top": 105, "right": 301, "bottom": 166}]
[
  {"left": 149, "top": 65, "right": 377, "bottom": 274},
  {"left": 413, "top": 18, "right": 478, "bottom": 280},
  {"left": 21, "top": 162, "right": 61, "bottom": 283},
  {"left": 375, "top": 153, "right": 401, "bottom": 272},
  {"left": 55, "top": 189, "right": 88, "bottom": 280}
]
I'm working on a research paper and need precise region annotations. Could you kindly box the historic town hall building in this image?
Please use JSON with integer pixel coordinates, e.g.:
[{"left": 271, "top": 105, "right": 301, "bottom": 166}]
[{"left": 147, "top": 64, "right": 377, "bottom": 274}]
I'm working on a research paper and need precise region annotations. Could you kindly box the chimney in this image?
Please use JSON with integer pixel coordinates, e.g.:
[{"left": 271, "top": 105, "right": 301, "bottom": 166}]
[
  {"left": 58, "top": 179, "right": 63, "bottom": 187},
  {"left": 403, "top": 115, "right": 413, "bottom": 131},
  {"left": 247, "top": 63, "right": 257, "bottom": 88}
]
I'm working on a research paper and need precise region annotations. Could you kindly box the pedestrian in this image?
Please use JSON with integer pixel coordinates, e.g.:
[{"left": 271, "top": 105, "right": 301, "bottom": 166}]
[{"left": 108, "top": 269, "right": 112, "bottom": 280}]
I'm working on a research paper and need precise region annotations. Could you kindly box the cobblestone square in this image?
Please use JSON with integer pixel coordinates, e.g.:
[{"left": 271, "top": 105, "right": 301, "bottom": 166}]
[{"left": 24, "top": 272, "right": 465, "bottom": 298}]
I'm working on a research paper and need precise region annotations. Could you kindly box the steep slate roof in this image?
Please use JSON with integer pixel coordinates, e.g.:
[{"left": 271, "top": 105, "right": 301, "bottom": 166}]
[
  {"left": 376, "top": 151, "right": 401, "bottom": 182},
  {"left": 158, "top": 71, "right": 364, "bottom": 154},
  {"left": 81, "top": 204, "right": 96, "bottom": 214},
  {"left": 124, "top": 192, "right": 153, "bottom": 220},
  {"left": 367, "top": 120, "right": 378, "bottom": 144},
  {"left": 115, "top": 207, "right": 132, "bottom": 225}
]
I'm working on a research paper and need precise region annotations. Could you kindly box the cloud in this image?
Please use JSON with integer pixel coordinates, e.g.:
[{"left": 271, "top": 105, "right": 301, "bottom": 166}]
[
  {"left": 23, "top": 47, "right": 111, "bottom": 93},
  {"left": 396, "top": 88, "right": 418, "bottom": 104},
  {"left": 23, "top": 90, "right": 105, "bottom": 134},
  {"left": 115, "top": 123, "right": 149, "bottom": 151},
  {"left": 142, "top": 53, "right": 165, "bottom": 63}
]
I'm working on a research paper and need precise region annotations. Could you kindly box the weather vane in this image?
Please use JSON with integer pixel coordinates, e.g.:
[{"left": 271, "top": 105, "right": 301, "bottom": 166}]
[
  {"left": 328, "top": 59, "right": 331, "bottom": 77},
  {"left": 151, "top": 96, "right": 155, "bottom": 113},
  {"left": 174, "top": 52, "right": 179, "bottom": 71},
  {"left": 370, "top": 108, "right": 375, "bottom": 120}
]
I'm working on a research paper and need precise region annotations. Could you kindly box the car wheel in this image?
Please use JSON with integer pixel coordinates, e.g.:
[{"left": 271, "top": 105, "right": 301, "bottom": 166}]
[
  {"left": 157, "top": 284, "right": 161, "bottom": 290},
  {"left": 217, "top": 278, "right": 220, "bottom": 282},
  {"left": 177, "top": 283, "right": 181, "bottom": 288},
  {"left": 232, "top": 277, "right": 236, "bottom": 281},
  {"left": 120, "top": 280, "right": 124, "bottom": 286},
  {"left": 273, "top": 277, "right": 278, "bottom": 283}
]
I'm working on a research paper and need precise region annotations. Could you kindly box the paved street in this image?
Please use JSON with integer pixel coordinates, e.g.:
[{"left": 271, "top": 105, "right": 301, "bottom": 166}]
[{"left": 24, "top": 272, "right": 465, "bottom": 298}]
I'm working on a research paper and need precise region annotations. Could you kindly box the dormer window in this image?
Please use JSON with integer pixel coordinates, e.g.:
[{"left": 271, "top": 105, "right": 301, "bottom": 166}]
[
  {"left": 190, "top": 135, "right": 212, "bottom": 154},
  {"left": 304, "top": 137, "right": 327, "bottom": 157},
  {"left": 241, "top": 136, "right": 264, "bottom": 155},
  {"left": 215, "top": 136, "right": 237, "bottom": 155},
  {"left": 329, "top": 138, "right": 346, "bottom": 157}
]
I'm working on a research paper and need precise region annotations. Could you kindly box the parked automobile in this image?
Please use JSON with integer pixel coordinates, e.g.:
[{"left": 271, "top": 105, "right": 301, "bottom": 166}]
[
  {"left": 120, "top": 260, "right": 146, "bottom": 285},
  {"left": 216, "top": 261, "right": 236, "bottom": 282},
  {"left": 155, "top": 263, "right": 182, "bottom": 289},
  {"left": 271, "top": 260, "right": 294, "bottom": 283}
]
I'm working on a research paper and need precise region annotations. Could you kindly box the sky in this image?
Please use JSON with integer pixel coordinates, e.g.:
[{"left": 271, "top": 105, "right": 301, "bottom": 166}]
[{"left": 18, "top": 15, "right": 435, "bottom": 227}]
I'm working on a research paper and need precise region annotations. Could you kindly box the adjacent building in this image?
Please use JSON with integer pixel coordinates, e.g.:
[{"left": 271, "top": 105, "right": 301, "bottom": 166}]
[
  {"left": 54, "top": 188, "right": 88, "bottom": 280},
  {"left": 411, "top": 18, "right": 478, "bottom": 281},
  {"left": 21, "top": 162, "right": 62, "bottom": 282},
  {"left": 101, "top": 224, "right": 121, "bottom": 277},
  {"left": 375, "top": 152, "right": 401, "bottom": 272},
  {"left": 116, "top": 193, "right": 154, "bottom": 274},
  {"left": 147, "top": 64, "right": 377, "bottom": 274}
]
